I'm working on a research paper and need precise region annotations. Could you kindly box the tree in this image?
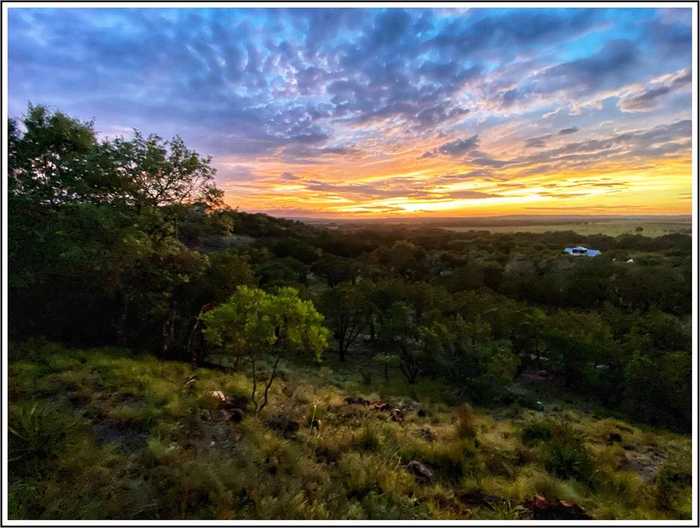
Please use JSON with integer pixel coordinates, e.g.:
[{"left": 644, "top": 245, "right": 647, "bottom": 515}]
[
  {"left": 311, "top": 254, "right": 358, "bottom": 286},
  {"left": 377, "top": 302, "right": 448, "bottom": 384},
  {"left": 201, "top": 286, "right": 329, "bottom": 412},
  {"left": 8, "top": 105, "right": 224, "bottom": 354},
  {"left": 318, "top": 282, "right": 366, "bottom": 361},
  {"left": 544, "top": 310, "right": 614, "bottom": 389}
]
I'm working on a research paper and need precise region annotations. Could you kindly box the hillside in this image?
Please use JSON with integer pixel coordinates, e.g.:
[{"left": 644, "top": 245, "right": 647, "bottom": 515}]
[{"left": 9, "top": 341, "right": 691, "bottom": 521}]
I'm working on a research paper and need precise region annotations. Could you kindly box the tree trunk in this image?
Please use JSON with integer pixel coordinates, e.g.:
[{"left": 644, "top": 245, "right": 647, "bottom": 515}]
[{"left": 257, "top": 353, "right": 281, "bottom": 414}]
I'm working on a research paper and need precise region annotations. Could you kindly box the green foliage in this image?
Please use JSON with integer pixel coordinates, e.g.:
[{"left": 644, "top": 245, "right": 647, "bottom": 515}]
[
  {"left": 655, "top": 458, "right": 692, "bottom": 511},
  {"left": 520, "top": 419, "right": 554, "bottom": 445},
  {"left": 6, "top": 105, "right": 693, "bottom": 520},
  {"left": 201, "top": 285, "right": 329, "bottom": 360},
  {"left": 9, "top": 402, "right": 78, "bottom": 463},
  {"left": 540, "top": 423, "right": 594, "bottom": 483},
  {"left": 454, "top": 403, "right": 477, "bottom": 439},
  {"left": 318, "top": 282, "right": 367, "bottom": 361},
  {"left": 201, "top": 286, "right": 329, "bottom": 411},
  {"left": 6, "top": 343, "right": 693, "bottom": 521}
]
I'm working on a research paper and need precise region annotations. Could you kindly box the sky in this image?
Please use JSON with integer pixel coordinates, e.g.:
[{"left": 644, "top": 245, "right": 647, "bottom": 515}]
[{"left": 7, "top": 7, "right": 694, "bottom": 218}]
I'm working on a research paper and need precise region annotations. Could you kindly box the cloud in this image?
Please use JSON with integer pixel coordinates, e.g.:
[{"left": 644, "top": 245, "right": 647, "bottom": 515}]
[
  {"left": 525, "top": 134, "right": 552, "bottom": 148},
  {"left": 7, "top": 7, "right": 692, "bottom": 217},
  {"left": 619, "top": 67, "right": 691, "bottom": 112},
  {"left": 422, "top": 134, "right": 480, "bottom": 158},
  {"left": 280, "top": 171, "right": 300, "bottom": 181},
  {"left": 468, "top": 119, "right": 691, "bottom": 174},
  {"left": 216, "top": 164, "right": 257, "bottom": 182}
]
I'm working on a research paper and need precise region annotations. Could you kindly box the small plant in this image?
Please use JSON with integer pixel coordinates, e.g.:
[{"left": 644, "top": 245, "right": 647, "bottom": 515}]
[
  {"left": 520, "top": 419, "right": 554, "bottom": 445},
  {"left": 541, "top": 423, "right": 594, "bottom": 483},
  {"left": 455, "top": 403, "right": 477, "bottom": 439},
  {"left": 655, "top": 458, "right": 691, "bottom": 510},
  {"left": 352, "top": 424, "right": 382, "bottom": 452},
  {"left": 9, "top": 402, "right": 77, "bottom": 462}
]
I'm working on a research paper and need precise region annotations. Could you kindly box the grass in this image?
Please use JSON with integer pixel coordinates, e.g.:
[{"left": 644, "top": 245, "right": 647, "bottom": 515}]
[
  {"left": 442, "top": 221, "right": 691, "bottom": 238},
  {"left": 8, "top": 339, "right": 692, "bottom": 520}
]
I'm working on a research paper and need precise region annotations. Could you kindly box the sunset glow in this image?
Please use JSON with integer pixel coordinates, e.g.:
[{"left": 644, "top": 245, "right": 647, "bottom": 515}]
[{"left": 8, "top": 7, "right": 693, "bottom": 218}]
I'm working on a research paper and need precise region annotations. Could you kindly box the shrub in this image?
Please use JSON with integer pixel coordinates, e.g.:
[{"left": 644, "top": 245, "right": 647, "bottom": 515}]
[
  {"left": 352, "top": 424, "right": 383, "bottom": 452},
  {"left": 541, "top": 424, "right": 594, "bottom": 483},
  {"left": 9, "top": 402, "right": 77, "bottom": 463},
  {"left": 455, "top": 404, "right": 477, "bottom": 439}
]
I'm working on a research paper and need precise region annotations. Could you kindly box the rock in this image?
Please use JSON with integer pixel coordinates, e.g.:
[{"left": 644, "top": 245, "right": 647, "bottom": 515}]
[
  {"left": 417, "top": 408, "right": 427, "bottom": 418},
  {"left": 370, "top": 401, "right": 392, "bottom": 412},
  {"left": 209, "top": 390, "right": 227, "bottom": 403},
  {"left": 406, "top": 460, "right": 433, "bottom": 483},
  {"left": 390, "top": 408, "right": 404, "bottom": 423},
  {"left": 457, "top": 490, "right": 500, "bottom": 507},
  {"left": 524, "top": 495, "right": 591, "bottom": 520},
  {"left": 266, "top": 415, "right": 300, "bottom": 437},
  {"left": 344, "top": 396, "right": 369, "bottom": 406},
  {"left": 607, "top": 432, "right": 623, "bottom": 444}
]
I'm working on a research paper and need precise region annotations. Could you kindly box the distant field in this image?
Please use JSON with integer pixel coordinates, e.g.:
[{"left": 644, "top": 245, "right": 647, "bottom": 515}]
[{"left": 442, "top": 221, "right": 691, "bottom": 238}]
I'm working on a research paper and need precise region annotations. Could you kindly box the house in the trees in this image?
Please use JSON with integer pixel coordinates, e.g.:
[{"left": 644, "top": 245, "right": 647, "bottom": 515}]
[{"left": 563, "top": 246, "right": 601, "bottom": 257}]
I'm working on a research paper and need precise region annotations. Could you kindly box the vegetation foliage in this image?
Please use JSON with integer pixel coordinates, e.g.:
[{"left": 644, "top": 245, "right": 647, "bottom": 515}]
[{"left": 8, "top": 106, "right": 692, "bottom": 520}]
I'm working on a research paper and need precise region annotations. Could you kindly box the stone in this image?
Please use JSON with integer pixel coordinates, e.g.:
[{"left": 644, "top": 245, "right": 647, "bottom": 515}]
[
  {"left": 406, "top": 460, "right": 434, "bottom": 483},
  {"left": 344, "top": 396, "right": 370, "bottom": 406},
  {"left": 458, "top": 490, "right": 500, "bottom": 507},
  {"left": 524, "top": 495, "right": 591, "bottom": 520},
  {"left": 390, "top": 408, "right": 404, "bottom": 423},
  {"left": 209, "top": 390, "right": 226, "bottom": 402}
]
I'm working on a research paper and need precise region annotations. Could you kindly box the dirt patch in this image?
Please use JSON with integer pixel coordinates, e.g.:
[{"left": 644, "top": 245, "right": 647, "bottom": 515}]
[{"left": 621, "top": 446, "right": 667, "bottom": 481}]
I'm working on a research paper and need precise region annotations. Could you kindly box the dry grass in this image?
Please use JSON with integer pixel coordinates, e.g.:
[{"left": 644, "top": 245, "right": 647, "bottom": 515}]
[{"left": 7, "top": 340, "right": 692, "bottom": 521}]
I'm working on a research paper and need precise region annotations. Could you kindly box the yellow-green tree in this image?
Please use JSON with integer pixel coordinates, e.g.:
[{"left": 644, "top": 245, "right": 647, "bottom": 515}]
[{"left": 201, "top": 286, "right": 329, "bottom": 412}]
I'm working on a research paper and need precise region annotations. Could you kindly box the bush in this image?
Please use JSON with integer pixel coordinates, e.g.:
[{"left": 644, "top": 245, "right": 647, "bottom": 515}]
[
  {"left": 541, "top": 423, "right": 594, "bottom": 483},
  {"left": 352, "top": 424, "right": 383, "bottom": 452},
  {"left": 9, "top": 402, "right": 78, "bottom": 464}
]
